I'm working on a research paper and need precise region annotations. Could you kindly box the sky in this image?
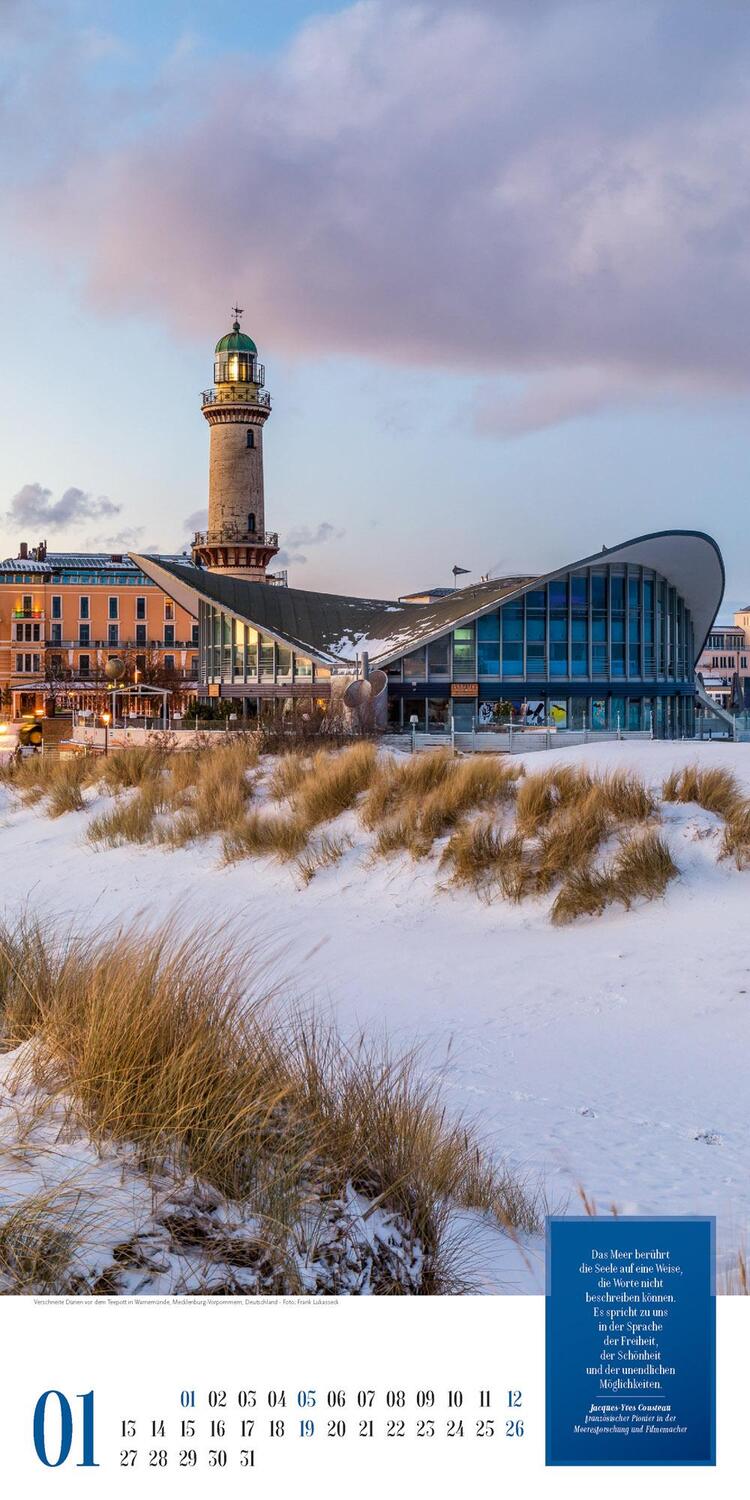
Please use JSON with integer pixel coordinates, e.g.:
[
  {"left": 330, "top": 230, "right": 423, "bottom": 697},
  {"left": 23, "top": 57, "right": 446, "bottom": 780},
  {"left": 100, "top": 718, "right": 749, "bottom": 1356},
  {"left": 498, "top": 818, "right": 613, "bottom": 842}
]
[{"left": 0, "top": 0, "right": 748, "bottom": 616}]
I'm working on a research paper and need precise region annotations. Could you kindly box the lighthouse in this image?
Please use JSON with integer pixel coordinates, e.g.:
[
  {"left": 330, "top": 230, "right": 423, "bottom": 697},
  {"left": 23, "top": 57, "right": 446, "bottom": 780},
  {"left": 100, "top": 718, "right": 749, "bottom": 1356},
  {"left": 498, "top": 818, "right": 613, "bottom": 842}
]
[{"left": 191, "top": 309, "right": 279, "bottom": 578}]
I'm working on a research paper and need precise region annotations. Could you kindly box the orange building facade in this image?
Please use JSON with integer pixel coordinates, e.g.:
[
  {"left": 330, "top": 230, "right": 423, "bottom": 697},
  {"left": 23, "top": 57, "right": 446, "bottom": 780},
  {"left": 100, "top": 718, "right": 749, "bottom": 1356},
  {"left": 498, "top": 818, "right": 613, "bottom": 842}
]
[{"left": 0, "top": 545, "right": 198, "bottom": 718}]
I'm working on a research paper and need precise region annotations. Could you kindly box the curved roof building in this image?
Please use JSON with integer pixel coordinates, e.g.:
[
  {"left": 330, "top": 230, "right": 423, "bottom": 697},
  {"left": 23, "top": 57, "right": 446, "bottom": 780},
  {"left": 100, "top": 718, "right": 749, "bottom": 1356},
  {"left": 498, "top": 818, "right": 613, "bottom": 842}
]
[{"left": 133, "top": 529, "right": 724, "bottom": 739}]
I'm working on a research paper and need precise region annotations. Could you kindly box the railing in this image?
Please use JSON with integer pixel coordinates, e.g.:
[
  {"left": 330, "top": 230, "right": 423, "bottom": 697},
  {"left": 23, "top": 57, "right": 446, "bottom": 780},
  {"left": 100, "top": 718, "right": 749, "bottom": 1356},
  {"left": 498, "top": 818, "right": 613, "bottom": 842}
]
[
  {"left": 201, "top": 388, "right": 271, "bottom": 409},
  {"left": 12, "top": 609, "right": 44, "bottom": 619},
  {"left": 193, "top": 530, "right": 279, "bottom": 548}
]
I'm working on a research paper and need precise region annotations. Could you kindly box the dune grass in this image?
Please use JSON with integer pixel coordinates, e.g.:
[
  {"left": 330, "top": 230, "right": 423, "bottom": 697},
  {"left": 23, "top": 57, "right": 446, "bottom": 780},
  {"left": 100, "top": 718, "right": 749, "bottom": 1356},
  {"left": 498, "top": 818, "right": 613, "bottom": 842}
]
[
  {"left": 290, "top": 743, "right": 378, "bottom": 827},
  {"left": 222, "top": 811, "right": 309, "bottom": 864},
  {"left": 439, "top": 763, "right": 669, "bottom": 921},
  {"left": 0, "top": 917, "right": 543, "bottom": 1292},
  {"left": 361, "top": 749, "right": 455, "bottom": 829},
  {"left": 662, "top": 764, "right": 742, "bottom": 821},
  {"left": 295, "top": 834, "right": 352, "bottom": 885},
  {"left": 662, "top": 763, "right": 750, "bottom": 870},
  {"left": 368, "top": 754, "right": 520, "bottom": 857},
  {"left": 550, "top": 829, "right": 678, "bottom": 926},
  {"left": 721, "top": 804, "right": 750, "bottom": 868},
  {"left": 268, "top": 750, "right": 311, "bottom": 803},
  {"left": 87, "top": 780, "right": 170, "bottom": 847},
  {"left": 0, "top": 1189, "right": 83, "bottom": 1294},
  {"left": 100, "top": 745, "right": 170, "bottom": 793},
  {"left": 441, "top": 824, "right": 532, "bottom": 901}
]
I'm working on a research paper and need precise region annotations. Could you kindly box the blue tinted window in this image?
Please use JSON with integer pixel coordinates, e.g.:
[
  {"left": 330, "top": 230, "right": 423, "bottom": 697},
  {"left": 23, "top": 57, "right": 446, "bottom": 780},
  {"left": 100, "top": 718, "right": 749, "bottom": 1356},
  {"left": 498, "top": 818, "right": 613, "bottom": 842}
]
[
  {"left": 501, "top": 607, "right": 523, "bottom": 642},
  {"left": 571, "top": 574, "right": 588, "bottom": 608},
  {"left": 477, "top": 612, "right": 500, "bottom": 640},
  {"left": 478, "top": 642, "right": 500, "bottom": 675},
  {"left": 611, "top": 574, "right": 625, "bottom": 610},
  {"left": 591, "top": 574, "right": 607, "bottom": 608},
  {"left": 549, "top": 580, "right": 568, "bottom": 608},
  {"left": 571, "top": 643, "right": 588, "bottom": 676},
  {"left": 525, "top": 589, "right": 546, "bottom": 610}
]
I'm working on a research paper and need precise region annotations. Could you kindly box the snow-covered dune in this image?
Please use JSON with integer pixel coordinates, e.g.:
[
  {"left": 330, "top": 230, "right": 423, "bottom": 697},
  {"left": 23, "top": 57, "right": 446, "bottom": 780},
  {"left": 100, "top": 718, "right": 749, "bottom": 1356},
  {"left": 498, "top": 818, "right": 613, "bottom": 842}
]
[{"left": 1, "top": 739, "right": 749, "bottom": 1292}]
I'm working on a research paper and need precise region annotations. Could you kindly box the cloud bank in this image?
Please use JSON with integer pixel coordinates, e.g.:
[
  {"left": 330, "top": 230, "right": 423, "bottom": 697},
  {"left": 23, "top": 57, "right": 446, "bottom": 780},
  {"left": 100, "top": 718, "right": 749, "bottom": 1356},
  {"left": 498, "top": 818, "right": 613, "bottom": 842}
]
[
  {"left": 277, "top": 521, "right": 344, "bottom": 569},
  {"left": 6, "top": 1, "right": 750, "bottom": 431},
  {"left": 7, "top": 482, "right": 120, "bottom": 531}
]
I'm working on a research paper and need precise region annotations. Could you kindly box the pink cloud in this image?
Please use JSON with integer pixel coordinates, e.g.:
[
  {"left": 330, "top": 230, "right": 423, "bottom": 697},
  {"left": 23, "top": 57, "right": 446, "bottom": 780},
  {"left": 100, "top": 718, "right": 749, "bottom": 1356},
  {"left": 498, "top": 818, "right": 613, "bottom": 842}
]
[{"left": 7, "top": 0, "right": 750, "bottom": 430}]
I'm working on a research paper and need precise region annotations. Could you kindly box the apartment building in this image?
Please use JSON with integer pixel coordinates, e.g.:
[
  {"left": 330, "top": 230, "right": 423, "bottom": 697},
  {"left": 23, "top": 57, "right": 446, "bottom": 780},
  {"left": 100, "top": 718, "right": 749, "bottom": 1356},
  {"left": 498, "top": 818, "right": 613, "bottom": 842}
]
[
  {"left": 696, "top": 619, "right": 750, "bottom": 711},
  {"left": 0, "top": 544, "right": 198, "bottom": 717}
]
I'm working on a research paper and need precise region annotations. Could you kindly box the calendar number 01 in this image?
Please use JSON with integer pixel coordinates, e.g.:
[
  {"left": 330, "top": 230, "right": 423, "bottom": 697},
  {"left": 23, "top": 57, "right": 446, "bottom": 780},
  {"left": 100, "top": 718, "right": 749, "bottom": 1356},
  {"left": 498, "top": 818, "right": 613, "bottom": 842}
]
[{"left": 33, "top": 1391, "right": 98, "bottom": 1468}]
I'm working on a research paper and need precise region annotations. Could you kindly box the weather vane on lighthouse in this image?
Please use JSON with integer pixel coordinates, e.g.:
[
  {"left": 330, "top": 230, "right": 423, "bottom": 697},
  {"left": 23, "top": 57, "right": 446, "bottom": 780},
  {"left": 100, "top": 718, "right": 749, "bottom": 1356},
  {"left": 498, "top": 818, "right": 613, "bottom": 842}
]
[{"left": 231, "top": 304, "right": 244, "bottom": 326}]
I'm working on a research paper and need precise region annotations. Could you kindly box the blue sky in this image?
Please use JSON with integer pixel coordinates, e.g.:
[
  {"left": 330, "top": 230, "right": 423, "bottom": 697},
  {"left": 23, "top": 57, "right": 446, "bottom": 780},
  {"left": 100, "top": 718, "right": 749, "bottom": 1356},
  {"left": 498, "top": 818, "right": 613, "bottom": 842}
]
[{"left": 1, "top": 0, "right": 749, "bottom": 617}]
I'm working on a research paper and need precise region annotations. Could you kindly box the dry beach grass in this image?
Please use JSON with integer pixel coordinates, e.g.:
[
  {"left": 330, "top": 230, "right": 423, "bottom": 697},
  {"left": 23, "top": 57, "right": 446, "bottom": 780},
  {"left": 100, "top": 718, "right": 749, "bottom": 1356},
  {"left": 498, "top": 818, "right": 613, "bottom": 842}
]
[
  {"left": 0, "top": 917, "right": 542, "bottom": 1294},
  {"left": 0, "top": 739, "right": 699, "bottom": 923}
]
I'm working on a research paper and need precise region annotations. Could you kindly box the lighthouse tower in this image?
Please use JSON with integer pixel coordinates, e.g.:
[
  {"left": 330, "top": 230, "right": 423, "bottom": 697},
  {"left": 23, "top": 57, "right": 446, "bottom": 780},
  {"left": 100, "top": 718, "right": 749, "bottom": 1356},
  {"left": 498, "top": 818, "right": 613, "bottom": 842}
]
[{"left": 192, "top": 309, "right": 279, "bottom": 578}]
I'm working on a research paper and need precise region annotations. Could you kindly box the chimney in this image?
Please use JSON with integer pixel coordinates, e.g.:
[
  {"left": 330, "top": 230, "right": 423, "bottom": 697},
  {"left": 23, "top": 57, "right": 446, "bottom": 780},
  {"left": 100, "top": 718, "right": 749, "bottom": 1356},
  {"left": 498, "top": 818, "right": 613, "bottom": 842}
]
[
  {"left": 38, "top": 539, "right": 47, "bottom": 562},
  {"left": 19, "top": 541, "right": 28, "bottom": 560}
]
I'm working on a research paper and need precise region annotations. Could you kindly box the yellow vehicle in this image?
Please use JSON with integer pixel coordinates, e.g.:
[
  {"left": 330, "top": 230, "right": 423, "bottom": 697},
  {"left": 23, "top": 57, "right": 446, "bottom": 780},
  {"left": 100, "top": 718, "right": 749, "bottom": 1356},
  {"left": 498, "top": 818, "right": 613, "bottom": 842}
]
[{"left": 17, "top": 714, "right": 43, "bottom": 748}]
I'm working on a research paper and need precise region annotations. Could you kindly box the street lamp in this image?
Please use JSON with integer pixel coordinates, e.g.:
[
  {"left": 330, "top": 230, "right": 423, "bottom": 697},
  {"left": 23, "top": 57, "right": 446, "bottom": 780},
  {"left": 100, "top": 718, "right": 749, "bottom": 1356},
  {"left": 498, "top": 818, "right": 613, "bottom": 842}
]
[{"left": 101, "top": 710, "right": 111, "bottom": 755}]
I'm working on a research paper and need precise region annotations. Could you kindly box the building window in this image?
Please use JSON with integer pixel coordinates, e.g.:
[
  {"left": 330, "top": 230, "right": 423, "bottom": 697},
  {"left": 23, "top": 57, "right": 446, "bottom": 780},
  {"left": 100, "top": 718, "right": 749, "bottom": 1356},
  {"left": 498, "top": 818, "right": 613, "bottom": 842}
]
[
  {"left": 428, "top": 637, "right": 450, "bottom": 677},
  {"left": 259, "top": 636, "right": 275, "bottom": 679},
  {"left": 108, "top": 624, "right": 119, "bottom": 646},
  {"left": 247, "top": 512, "right": 256, "bottom": 534},
  {"left": 79, "top": 624, "right": 90, "bottom": 646},
  {"left": 402, "top": 647, "right": 427, "bottom": 682},
  {"left": 136, "top": 624, "right": 146, "bottom": 646},
  {"left": 15, "top": 654, "right": 23, "bottom": 672},
  {"left": 501, "top": 605, "right": 523, "bottom": 676},
  {"left": 164, "top": 655, "right": 175, "bottom": 672},
  {"left": 192, "top": 624, "right": 199, "bottom": 645},
  {"left": 164, "top": 601, "right": 174, "bottom": 622},
  {"left": 189, "top": 655, "right": 198, "bottom": 675},
  {"left": 79, "top": 654, "right": 90, "bottom": 677},
  {"left": 50, "top": 623, "right": 62, "bottom": 644},
  {"left": 51, "top": 595, "right": 62, "bottom": 619},
  {"left": 164, "top": 624, "right": 174, "bottom": 646},
  {"left": 136, "top": 596, "right": 146, "bottom": 620},
  {"left": 108, "top": 596, "right": 118, "bottom": 619},
  {"left": 22, "top": 594, "right": 32, "bottom": 614},
  {"left": 246, "top": 429, "right": 255, "bottom": 449},
  {"left": 477, "top": 612, "right": 500, "bottom": 676},
  {"left": 452, "top": 624, "right": 476, "bottom": 679},
  {"left": 79, "top": 596, "right": 90, "bottom": 620}
]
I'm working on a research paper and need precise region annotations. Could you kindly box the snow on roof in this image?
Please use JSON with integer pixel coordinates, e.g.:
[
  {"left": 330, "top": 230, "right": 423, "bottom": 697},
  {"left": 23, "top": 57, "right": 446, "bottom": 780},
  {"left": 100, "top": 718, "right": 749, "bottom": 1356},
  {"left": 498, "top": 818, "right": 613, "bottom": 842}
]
[{"left": 132, "top": 530, "right": 725, "bottom": 669}]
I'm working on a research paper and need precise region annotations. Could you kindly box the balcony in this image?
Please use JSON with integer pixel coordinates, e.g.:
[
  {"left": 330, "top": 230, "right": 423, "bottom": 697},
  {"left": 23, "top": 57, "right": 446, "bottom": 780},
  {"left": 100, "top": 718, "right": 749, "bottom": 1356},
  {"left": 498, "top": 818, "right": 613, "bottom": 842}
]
[
  {"left": 193, "top": 530, "right": 279, "bottom": 548},
  {"left": 201, "top": 387, "right": 271, "bottom": 409},
  {"left": 12, "top": 609, "right": 44, "bottom": 620}
]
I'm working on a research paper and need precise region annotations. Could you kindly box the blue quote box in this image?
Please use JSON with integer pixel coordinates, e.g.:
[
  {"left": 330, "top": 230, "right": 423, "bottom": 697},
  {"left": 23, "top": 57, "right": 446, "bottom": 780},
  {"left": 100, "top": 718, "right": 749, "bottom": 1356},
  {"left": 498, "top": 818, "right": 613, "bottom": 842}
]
[{"left": 546, "top": 1216, "right": 715, "bottom": 1466}]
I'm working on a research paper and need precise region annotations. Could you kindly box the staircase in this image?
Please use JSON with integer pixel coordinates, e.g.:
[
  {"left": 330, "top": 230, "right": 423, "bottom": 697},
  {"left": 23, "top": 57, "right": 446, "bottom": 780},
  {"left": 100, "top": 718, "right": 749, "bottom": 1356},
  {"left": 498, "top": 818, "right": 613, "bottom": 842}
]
[{"left": 695, "top": 675, "right": 736, "bottom": 737}]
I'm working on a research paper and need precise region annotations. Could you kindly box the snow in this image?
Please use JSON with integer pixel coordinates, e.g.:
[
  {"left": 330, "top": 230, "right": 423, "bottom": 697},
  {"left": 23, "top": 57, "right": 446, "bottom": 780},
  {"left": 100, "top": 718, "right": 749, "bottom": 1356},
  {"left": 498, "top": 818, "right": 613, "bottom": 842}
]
[
  {"left": 1, "top": 738, "right": 749, "bottom": 1294},
  {"left": 0, "top": 1046, "right": 427, "bottom": 1297}
]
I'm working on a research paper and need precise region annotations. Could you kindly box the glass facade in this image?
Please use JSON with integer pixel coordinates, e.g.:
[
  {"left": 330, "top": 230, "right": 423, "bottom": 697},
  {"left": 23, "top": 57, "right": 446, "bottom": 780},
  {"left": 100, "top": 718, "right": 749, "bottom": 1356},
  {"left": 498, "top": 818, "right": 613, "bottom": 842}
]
[
  {"left": 385, "top": 565, "right": 697, "bottom": 739},
  {"left": 200, "top": 601, "right": 326, "bottom": 690},
  {"left": 197, "top": 563, "right": 699, "bottom": 741}
]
